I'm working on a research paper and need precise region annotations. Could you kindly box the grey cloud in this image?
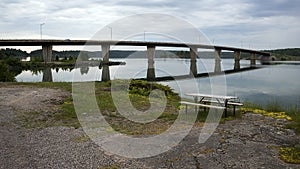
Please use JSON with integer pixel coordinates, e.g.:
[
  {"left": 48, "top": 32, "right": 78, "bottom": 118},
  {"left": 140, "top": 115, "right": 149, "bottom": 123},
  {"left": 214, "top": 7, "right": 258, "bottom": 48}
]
[
  {"left": 244, "top": 0, "right": 300, "bottom": 17},
  {"left": 0, "top": 0, "right": 299, "bottom": 49}
]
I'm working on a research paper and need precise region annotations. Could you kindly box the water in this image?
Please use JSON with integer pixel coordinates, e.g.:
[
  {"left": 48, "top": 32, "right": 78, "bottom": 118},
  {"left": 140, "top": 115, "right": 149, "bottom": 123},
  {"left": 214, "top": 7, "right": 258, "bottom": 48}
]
[
  {"left": 15, "top": 59, "right": 300, "bottom": 107},
  {"left": 16, "top": 59, "right": 250, "bottom": 82}
]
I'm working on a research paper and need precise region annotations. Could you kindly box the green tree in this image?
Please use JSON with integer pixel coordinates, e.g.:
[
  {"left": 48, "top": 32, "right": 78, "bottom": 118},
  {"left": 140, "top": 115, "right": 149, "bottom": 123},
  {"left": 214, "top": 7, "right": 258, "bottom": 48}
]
[{"left": 0, "top": 62, "right": 16, "bottom": 82}]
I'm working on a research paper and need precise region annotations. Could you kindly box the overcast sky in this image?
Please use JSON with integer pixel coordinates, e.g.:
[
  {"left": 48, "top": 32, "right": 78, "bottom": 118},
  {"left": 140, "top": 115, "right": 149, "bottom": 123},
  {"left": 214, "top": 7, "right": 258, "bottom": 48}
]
[{"left": 0, "top": 0, "right": 299, "bottom": 51}]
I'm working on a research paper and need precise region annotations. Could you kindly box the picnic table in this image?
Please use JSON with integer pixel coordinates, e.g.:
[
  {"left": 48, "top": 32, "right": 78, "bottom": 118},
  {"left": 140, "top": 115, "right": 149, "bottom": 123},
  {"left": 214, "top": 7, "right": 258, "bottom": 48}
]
[{"left": 181, "top": 93, "right": 243, "bottom": 117}]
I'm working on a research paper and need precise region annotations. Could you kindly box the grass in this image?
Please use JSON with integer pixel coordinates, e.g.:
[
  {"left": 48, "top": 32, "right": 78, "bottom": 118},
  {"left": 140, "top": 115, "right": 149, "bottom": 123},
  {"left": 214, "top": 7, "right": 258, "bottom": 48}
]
[
  {"left": 98, "top": 163, "right": 120, "bottom": 169},
  {"left": 7, "top": 81, "right": 298, "bottom": 136},
  {"left": 73, "top": 134, "right": 91, "bottom": 143},
  {"left": 5, "top": 80, "right": 245, "bottom": 134},
  {"left": 279, "top": 145, "right": 300, "bottom": 164},
  {"left": 6, "top": 80, "right": 182, "bottom": 134},
  {"left": 267, "top": 145, "right": 300, "bottom": 164},
  {"left": 13, "top": 96, "right": 81, "bottom": 129},
  {"left": 8, "top": 80, "right": 242, "bottom": 135}
]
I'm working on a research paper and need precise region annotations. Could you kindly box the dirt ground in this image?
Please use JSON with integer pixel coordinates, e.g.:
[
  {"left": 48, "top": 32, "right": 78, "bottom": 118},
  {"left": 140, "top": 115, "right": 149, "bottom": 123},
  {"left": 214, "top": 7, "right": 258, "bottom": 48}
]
[{"left": 0, "top": 85, "right": 299, "bottom": 169}]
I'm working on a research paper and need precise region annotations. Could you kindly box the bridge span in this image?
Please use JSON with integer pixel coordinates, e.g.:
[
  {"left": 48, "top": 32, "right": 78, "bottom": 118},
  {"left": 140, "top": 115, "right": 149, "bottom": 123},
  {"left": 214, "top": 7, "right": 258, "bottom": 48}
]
[{"left": 0, "top": 39, "right": 271, "bottom": 81}]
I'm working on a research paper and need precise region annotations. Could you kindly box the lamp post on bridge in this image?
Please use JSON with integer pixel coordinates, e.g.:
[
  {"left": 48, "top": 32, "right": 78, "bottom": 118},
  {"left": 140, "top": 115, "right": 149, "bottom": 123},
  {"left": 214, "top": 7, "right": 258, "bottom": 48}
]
[
  {"left": 107, "top": 26, "right": 112, "bottom": 40},
  {"left": 40, "top": 23, "right": 45, "bottom": 40}
]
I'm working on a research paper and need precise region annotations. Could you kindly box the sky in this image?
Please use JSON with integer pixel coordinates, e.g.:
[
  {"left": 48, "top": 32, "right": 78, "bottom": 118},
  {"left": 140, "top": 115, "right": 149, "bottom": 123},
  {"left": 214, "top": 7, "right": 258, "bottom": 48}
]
[{"left": 0, "top": 0, "right": 300, "bottom": 51}]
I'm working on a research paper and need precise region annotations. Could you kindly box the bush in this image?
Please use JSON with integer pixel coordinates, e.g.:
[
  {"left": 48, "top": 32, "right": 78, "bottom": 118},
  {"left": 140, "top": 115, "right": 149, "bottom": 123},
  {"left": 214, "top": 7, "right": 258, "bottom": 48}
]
[
  {"left": 128, "top": 80, "right": 178, "bottom": 97},
  {"left": 280, "top": 146, "right": 300, "bottom": 164},
  {"left": 0, "top": 62, "right": 16, "bottom": 82},
  {"left": 5, "top": 58, "right": 21, "bottom": 67},
  {"left": 31, "top": 57, "right": 44, "bottom": 63}
]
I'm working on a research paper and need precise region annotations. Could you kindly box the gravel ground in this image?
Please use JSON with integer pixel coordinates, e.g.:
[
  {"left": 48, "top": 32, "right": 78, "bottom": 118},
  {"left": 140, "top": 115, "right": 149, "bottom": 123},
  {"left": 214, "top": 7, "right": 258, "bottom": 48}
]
[{"left": 0, "top": 85, "right": 299, "bottom": 169}]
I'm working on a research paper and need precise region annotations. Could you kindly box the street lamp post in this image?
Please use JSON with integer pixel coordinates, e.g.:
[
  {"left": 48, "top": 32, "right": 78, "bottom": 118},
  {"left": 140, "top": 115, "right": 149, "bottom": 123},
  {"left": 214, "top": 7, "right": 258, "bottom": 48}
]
[
  {"left": 107, "top": 26, "right": 112, "bottom": 40},
  {"left": 40, "top": 23, "right": 45, "bottom": 39}
]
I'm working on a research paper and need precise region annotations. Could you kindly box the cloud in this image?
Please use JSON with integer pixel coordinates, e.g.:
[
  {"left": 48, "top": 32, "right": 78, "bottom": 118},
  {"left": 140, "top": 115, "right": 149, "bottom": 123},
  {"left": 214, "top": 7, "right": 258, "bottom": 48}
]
[
  {"left": 0, "top": 0, "right": 299, "bottom": 50},
  {"left": 244, "top": 0, "right": 300, "bottom": 17}
]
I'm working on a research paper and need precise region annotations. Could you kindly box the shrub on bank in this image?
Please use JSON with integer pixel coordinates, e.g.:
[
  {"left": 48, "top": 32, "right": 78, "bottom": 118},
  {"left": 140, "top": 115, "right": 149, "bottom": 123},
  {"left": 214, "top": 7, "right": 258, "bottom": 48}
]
[
  {"left": 280, "top": 146, "right": 300, "bottom": 164},
  {"left": 240, "top": 107, "right": 292, "bottom": 121},
  {"left": 0, "top": 62, "right": 16, "bottom": 82}
]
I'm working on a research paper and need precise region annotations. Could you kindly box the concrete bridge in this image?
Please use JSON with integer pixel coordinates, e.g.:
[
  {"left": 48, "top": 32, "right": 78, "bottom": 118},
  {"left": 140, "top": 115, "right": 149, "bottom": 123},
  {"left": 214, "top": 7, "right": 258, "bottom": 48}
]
[{"left": 0, "top": 39, "right": 271, "bottom": 81}]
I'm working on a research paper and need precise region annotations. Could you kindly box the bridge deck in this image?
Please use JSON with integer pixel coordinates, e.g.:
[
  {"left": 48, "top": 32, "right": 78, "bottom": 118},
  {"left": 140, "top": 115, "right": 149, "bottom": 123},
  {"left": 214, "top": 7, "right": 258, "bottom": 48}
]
[{"left": 0, "top": 39, "right": 271, "bottom": 56}]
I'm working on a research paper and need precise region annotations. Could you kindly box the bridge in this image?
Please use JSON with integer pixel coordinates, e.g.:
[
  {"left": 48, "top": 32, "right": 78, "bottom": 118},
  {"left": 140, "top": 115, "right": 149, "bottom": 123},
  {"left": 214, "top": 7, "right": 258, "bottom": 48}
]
[{"left": 0, "top": 39, "right": 271, "bottom": 81}]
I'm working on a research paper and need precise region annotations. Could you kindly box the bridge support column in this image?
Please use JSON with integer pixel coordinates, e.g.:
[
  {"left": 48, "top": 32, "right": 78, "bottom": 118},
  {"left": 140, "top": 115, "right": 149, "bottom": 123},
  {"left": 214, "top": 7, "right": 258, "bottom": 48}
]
[
  {"left": 214, "top": 49, "right": 222, "bottom": 73},
  {"left": 42, "top": 45, "right": 52, "bottom": 63},
  {"left": 190, "top": 47, "right": 198, "bottom": 76},
  {"left": 147, "top": 45, "right": 156, "bottom": 81},
  {"left": 234, "top": 51, "right": 241, "bottom": 70},
  {"left": 250, "top": 53, "right": 256, "bottom": 67},
  {"left": 101, "top": 44, "right": 110, "bottom": 82}
]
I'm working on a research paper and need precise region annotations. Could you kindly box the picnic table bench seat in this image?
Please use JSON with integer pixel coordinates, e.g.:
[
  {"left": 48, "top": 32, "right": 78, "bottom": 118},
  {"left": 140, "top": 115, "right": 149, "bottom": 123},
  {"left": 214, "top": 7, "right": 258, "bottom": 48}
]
[{"left": 180, "top": 101, "right": 226, "bottom": 110}]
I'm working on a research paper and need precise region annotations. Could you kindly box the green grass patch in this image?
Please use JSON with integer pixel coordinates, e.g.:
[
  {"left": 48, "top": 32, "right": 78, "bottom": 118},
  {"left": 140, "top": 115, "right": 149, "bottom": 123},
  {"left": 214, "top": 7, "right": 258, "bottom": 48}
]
[
  {"left": 6, "top": 80, "right": 182, "bottom": 134},
  {"left": 5, "top": 81, "right": 253, "bottom": 134},
  {"left": 99, "top": 163, "right": 120, "bottom": 169},
  {"left": 73, "top": 134, "right": 91, "bottom": 143},
  {"left": 55, "top": 97, "right": 80, "bottom": 128},
  {"left": 13, "top": 97, "right": 80, "bottom": 129}
]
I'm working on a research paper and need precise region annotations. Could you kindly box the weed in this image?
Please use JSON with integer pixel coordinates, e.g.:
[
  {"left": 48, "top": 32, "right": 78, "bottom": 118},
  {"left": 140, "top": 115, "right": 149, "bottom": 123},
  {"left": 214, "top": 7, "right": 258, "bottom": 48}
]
[
  {"left": 73, "top": 135, "right": 90, "bottom": 143},
  {"left": 279, "top": 146, "right": 300, "bottom": 164}
]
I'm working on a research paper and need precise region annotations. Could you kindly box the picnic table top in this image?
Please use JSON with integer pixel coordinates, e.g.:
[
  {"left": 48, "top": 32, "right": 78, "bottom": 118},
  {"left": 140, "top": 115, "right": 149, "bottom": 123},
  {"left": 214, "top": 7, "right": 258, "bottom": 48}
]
[{"left": 185, "top": 93, "right": 238, "bottom": 100}]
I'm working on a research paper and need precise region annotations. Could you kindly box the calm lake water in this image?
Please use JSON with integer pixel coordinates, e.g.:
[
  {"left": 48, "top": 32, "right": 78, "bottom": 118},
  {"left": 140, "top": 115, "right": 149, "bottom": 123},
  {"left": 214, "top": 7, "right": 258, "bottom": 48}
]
[{"left": 16, "top": 58, "right": 300, "bottom": 108}]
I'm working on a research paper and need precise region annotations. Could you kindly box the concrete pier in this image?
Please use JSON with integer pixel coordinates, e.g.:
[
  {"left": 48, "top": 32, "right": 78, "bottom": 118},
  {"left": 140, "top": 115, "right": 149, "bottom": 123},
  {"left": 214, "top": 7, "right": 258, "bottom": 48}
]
[
  {"left": 147, "top": 45, "right": 156, "bottom": 81},
  {"left": 101, "top": 44, "right": 110, "bottom": 82},
  {"left": 234, "top": 51, "right": 241, "bottom": 70},
  {"left": 190, "top": 47, "right": 198, "bottom": 76},
  {"left": 250, "top": 53, "right": 256, "bottom": 67},
  {"left": 214, "top": 49, "right": 222, "bottom": 73},
  {"left": 42, "top": 45, "right": 52, "bottom": 63}
]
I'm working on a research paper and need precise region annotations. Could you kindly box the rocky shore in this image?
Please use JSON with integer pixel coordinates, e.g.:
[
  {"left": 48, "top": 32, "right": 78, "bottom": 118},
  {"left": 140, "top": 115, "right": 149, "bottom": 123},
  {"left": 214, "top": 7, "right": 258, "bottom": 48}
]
[{"left": 0, "top": 85, "right": 299, "bottom": 169}]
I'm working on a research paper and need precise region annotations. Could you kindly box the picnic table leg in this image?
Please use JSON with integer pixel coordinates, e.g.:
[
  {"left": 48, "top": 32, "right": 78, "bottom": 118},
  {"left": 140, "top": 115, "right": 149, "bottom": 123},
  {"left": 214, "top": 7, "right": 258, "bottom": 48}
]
[
  {"left": 194, "top": 96, "right": 198, "bottom": 112},
  {"left": 185, "top": 104, "right": 188, "bottom": 114},
  {"left": 233, "top": 105, "right": 236, "bottom": 116},
  {"left": 224, "top": 99, "right": 228, "bottom": 118}
]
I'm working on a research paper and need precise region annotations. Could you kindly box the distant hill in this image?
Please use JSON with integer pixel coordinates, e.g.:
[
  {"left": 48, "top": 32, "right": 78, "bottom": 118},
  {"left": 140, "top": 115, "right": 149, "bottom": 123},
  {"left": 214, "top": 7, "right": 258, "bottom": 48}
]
[
  {"left": 1, "top": 48, "right": 299, "bottom": 60},
  {"left": 264, "top": 48, "right": 300, "bottom": 60},
  {"left": 0, "top": 48, "right": 28, "bottom": 60},
  {"left": 265, "top": 48, "right": 300, "bottom": 57}
]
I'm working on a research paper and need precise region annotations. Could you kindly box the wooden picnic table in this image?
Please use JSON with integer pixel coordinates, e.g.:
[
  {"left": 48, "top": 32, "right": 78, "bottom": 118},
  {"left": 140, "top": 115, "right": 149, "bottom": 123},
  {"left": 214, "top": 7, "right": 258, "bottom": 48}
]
[{"left": 185, "top": 93, "right": 239, "bottom": 117}]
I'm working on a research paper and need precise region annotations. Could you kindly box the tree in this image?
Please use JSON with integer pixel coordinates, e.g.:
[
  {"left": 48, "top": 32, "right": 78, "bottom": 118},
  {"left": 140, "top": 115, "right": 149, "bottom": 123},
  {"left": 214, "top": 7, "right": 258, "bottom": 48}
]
[{"left": 0, "top": 62, "right": 15, "bottom": 82}]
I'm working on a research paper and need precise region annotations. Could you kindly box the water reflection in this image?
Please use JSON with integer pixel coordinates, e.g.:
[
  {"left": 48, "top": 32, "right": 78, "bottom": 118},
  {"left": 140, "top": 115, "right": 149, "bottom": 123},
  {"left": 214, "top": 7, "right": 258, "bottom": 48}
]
[
  {"left": 42, "top": 67, "right": 53, "bottom": 82},
  {"left": 80, "top": 66, "right": 90, "bottom": 75},
  {"left": 101, "top": 65, "right": 110, "bottom": 81}
]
